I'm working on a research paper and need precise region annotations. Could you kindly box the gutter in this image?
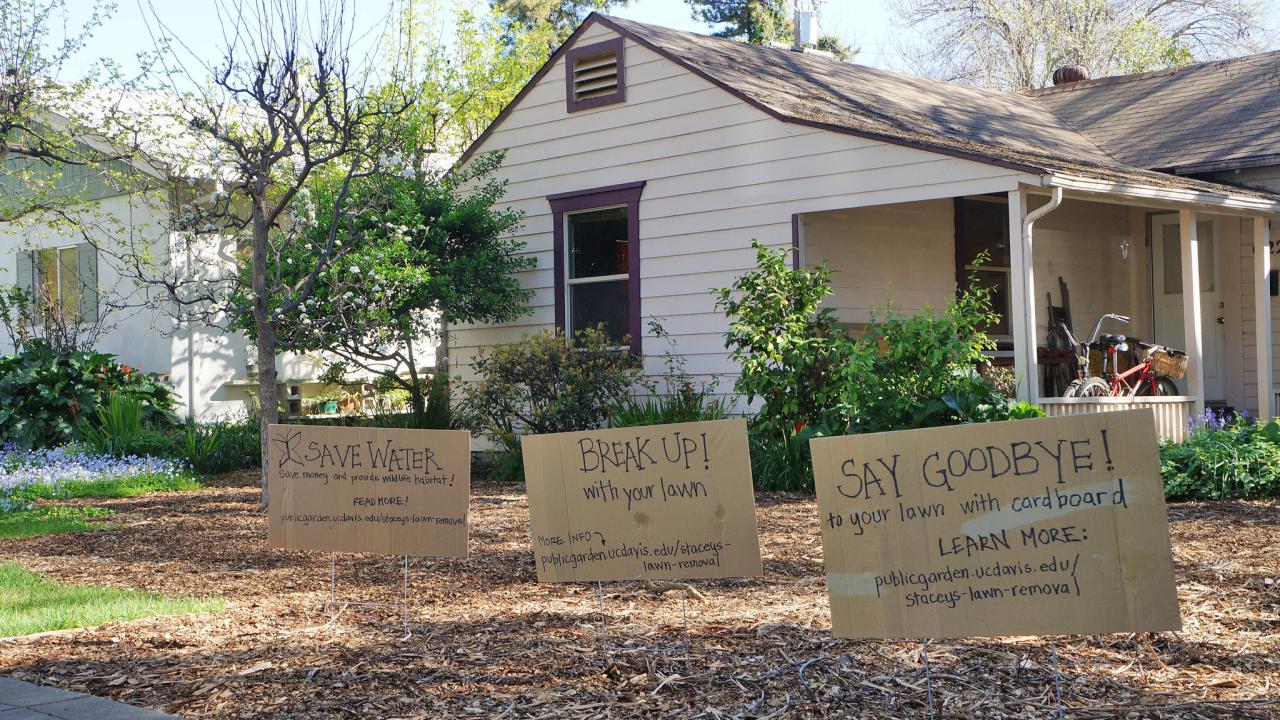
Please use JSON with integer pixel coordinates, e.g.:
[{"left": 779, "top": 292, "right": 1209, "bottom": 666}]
[{"left": 1043, "top": 173, "right": 1280, "bottom": 215}]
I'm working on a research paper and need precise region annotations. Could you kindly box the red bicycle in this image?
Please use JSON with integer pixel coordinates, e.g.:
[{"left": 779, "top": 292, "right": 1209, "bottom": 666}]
[{"left": 1061, "top": 314, "right": 1185, "bottom": 397}]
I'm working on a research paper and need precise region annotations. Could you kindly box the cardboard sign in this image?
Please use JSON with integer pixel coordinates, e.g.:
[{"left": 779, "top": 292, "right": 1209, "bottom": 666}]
[
  {"left": 810, "top": 410, "right": 1180, "bottom": 639},
  {"left": 267, "top": 424, "right": 470, "bottom": 558},
  {"left": 522, "top": 418, "right": 762, "bottom": 582}
]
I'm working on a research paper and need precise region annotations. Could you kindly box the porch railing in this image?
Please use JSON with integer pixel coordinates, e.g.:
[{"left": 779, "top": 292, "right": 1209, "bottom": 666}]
[{"left": 1038, "top": 396, "right": 1195, "bottom": 442}]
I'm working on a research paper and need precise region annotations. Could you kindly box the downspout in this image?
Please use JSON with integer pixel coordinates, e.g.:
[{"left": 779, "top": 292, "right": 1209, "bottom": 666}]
[
  {"left": 1024, "top": 186, "right": 1063, "bottom": 234},
  {"left": 1019, "top": 185, "right": 1063, "bottom": 405}
]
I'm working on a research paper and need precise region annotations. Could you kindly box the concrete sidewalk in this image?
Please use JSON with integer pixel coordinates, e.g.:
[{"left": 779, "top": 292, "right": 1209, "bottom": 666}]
[{"left": 0, "top": 676, "right": 178, "bottom": 719}]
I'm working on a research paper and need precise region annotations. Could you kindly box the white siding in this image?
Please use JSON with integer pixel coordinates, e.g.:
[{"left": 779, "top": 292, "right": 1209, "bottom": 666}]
[
  {"left": 0, "top": 191, "right": 390, "bottom": 422},
  {"left": 455, "top": 25, "right": 1034, "bottom": 398}
]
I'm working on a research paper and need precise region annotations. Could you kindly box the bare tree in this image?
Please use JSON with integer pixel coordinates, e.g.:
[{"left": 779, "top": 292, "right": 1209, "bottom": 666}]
[
  {"left": 0, "top": 0, "right": 154, "bottom": 223},
  {"left": 114, "top": 0, "right": 410, "bottom": 505},
  {"left": 894, "top": 0, "right": 1272, "bottom": 91}
]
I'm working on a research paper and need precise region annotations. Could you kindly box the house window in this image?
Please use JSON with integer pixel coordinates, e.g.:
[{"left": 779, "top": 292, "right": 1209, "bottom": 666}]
[
  {"left": 955, "top": 197, "right": 1012, "bottom": 337},
  {"left": 15, "top": 243, "right": 98, "bottom": 323},
  {"left": 565, "top": 38, "right": 625, "bottom": 112},
  {"left": 549, "top": 181, "right": 646, "bottom": 353}
]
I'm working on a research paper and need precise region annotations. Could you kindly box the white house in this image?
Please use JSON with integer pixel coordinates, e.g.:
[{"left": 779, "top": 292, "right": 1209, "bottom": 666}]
[
  {"left": 454, "top": 13, "right": 1280, "bottom": 439},
  {"left": 0, "top": 104, "right": 434, "bottom": 422}
]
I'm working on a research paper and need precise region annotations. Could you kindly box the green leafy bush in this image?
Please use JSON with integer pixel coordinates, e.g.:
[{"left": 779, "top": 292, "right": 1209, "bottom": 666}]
[
  {"left": 77, "top": 394, "right": 173, "bottom": 458},
  {"left": 77, "top": 392, "right": 261, "bottom": 476},
  {"left": 179, "top": 411, "right": 262, "bottom": 475},
  {"left": 0, "top": 342, "right": 177, "bottom": 448},
  {"left": 849, "top": 272, "right": 1007, "bottom": 432},
  {"left": 716, "top": 243, "right": 1043, "bottom": 492},
  {"left": 609, "top": 321, "right": 727, "bottom": 428},
  {"left": 460, "top": 327, "right": 643, "bottom": 481},
  {"left": 714, "top": 241, "right": 860, "bottom": 441},
  {"left": 1161, "top": 411, "right": 1280, "bottom": 500}
]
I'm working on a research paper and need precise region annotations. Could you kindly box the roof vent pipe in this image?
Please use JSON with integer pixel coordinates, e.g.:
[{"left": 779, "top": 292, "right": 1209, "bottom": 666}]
[
  {"left": 1052, "top": 65, "right": 1090, "bottom": 85},
  {"left": 793, "top": 10, "right": 816, "bottom": 49}
]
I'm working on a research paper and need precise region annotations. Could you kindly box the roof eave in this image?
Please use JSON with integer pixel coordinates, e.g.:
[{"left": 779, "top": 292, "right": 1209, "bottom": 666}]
[{"left": 1044, "top": 172, "right": 1280, "bottom": 216}]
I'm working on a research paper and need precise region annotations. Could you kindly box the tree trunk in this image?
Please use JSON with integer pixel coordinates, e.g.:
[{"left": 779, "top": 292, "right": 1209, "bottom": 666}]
[
  {"left": 404, "top": 324, "right": 424, "bottom": 419},
  {"left": 252, "top": 194, "right": 279, "bottom": 510}
]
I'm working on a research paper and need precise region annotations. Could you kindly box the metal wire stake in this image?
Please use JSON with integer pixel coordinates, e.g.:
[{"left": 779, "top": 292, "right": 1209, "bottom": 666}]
[
  {"left": 597, "top": 581, "right": 609, "bottom": 666},
  {"left": 1050, "top": 637, "right": 1065, "bottom": 720},
  {"left": 328, "top": 552, "right": 337, "bottom": 611},
  {"left": 681, "top": 589, "right": 690, "bottom": 660},
  {"left": 922, "top": 638, "right": 935, "bottom": 720},
  {"left": 401, "top": 555, "right": 410, "bottom": 640}
]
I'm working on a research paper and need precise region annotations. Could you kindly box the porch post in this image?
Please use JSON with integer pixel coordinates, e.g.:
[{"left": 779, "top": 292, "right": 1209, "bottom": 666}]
[
  {"left": 1254, "top": 216, "right": 1274, "bottom": 421},
  {"left": 1007, "top": 188, "right": 1037, "bottom": 403},
  {"left": 1179, "top": 209, "right": 1205, "bottom": 416}
]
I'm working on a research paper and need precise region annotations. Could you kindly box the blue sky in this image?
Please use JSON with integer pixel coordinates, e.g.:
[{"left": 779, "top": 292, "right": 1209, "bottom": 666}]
[{"left": 63, "top": 0, "right": 902, "bottom": 83}]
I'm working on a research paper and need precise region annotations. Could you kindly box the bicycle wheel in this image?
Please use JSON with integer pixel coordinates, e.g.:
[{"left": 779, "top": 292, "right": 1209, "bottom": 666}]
[
  {"left": 1154, "top": 378, "right": 1180, "bottom": 396},
  {"left": 1071, "top": 377, "right": 1112, "bottom": 397}
]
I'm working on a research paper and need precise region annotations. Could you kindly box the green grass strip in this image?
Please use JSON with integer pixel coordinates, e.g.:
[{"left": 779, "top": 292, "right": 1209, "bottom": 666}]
[
  {"left": 0, "top": 562, "right": 223, "bottom": 637},
  {"left": 0, "top": 506, "right": 116, "bottom": 539},
  {"left": 16, "top": 471, "right": 202, "bottom": 501}
]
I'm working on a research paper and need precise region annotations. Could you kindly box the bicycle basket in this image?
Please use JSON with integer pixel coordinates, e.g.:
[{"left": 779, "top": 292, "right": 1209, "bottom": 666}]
[{"left": 1150, "top": 348, "right": 1188, "bottom": 379}]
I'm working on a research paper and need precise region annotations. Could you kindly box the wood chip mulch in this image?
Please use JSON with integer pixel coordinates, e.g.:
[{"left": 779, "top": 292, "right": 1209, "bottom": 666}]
[{"left": 1, "top": 472, "right": 1277, "bottom": 719}]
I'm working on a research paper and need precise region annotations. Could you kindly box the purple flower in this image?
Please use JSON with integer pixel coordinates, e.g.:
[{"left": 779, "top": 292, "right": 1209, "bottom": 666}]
[{"left": 0, "top": 446, "right": 188, "bottom": 510}]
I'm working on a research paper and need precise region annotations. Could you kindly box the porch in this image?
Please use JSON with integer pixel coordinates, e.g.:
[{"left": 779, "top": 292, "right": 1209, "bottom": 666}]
[{"left": 795, "top": 185, "right": 1278, "bottom": 441}]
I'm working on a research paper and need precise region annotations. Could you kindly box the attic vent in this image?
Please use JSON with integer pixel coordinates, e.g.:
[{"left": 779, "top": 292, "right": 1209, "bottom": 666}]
[
  {"left": 573, "top": 53, "right": 619, "bottom": 100},
  {"left": 565, "top": 38, "right": 625, "bottom": 112}
]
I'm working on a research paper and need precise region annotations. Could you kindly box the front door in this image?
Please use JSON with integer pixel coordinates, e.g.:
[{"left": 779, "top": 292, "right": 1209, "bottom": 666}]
[{"left": 1151, "top": 213, "right": 1225, "bottom": 400}]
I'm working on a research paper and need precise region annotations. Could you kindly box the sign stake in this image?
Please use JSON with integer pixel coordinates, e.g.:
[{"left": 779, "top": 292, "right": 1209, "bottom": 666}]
[
  {"left": 596, "top": 580, "right": 610, "bottom": 667},
  {"left": 593, "top": 579, "right": 697, "bottom": 664},
  {"left": 681, "top": 589, "right": 691, "bottom": 660},
  {"left": 325, "top": 553, "right": 413, "bottom": 638},
  {"left": 1050, "top": 637, "right": 1065, "bottom": 720},
  {"left": 922, "top": 638, "right": 936, "bottom": 720}
]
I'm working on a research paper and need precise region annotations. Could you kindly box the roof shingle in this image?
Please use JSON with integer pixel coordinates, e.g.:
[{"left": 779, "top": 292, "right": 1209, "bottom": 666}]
[{"left": 596, "top": 15, "right": 1280, "bottom": 203}]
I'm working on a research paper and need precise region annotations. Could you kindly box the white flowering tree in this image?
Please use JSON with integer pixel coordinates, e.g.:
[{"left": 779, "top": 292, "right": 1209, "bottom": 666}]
[
  {"left": 254, "top": 153, "right": 532, "bottom": 419},
  {"left": 111, "top": 0, "right": 411, "bottom": 505}
]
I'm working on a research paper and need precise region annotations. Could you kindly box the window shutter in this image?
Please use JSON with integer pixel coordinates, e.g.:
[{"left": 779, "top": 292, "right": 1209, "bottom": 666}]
[
  {"left": 76, "top": 242, "right": 98, "bottom": 323},
  {"left": 14, "top": 250, "right": 34, "bottom": 294}
]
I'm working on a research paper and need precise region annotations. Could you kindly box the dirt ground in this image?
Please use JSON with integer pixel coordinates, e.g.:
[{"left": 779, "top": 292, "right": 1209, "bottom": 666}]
[{"left": 1, "top": 471, "right": 1277, "bottom": 719}]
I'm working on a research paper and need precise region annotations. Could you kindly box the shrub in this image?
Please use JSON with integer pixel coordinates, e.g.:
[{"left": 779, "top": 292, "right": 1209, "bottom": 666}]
[
  {"left": 848, "top": 274, "right": 1004, "bottom": 432},
  {"left": 714, "top": 241, "right": 861, "bottom": 441},
  {"left": 716, "top": 244, "right": 1044, "bottom": 492},
  {"left": 609, "top": 321, "right": 727, "bottom": 428},
  {"left": 1161, "top": 410, "right": 1280, "bottom": 500},
  {"left": 179, "top": 409, "right": 263, "bottom": 475},
  {"left": 78, "top": 394, "right": 173, "bottom": 458},
  {"left": 0, "top": 342, "right": 177, "bottom": 448},
  {"left": 460, "top": 326, "right": 642, "bottom": 481}
]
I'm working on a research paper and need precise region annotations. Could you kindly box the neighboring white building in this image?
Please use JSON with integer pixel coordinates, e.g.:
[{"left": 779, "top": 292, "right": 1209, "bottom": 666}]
[
  {"left": 0, "top": 115, "right": 433, "bottom": 422},
  {"left": 454, "top": 14, "right": 1280, "bottom": 439}
]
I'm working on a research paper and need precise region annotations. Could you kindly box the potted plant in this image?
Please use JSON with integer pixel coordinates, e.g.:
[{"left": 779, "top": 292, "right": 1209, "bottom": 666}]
[
  {"left": 308, "top": 391, "right": 340, "bottom": 415},
  {"left": 338, "top": 388, "right": 361, "bottom": 414}
]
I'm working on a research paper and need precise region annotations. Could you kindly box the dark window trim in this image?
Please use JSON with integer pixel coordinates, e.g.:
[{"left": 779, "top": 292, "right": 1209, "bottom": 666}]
[
  {"left": 954, "top": 194, "right": 1013, "bottom": 340},
  {"left": 791, "top": 213, "right": 801, "bottom": 271},
  {"left": 550, "top": 181, "right": 646, "bottom": 354},
  {"left": 565, "top": 37, "right": 626, "bottom": 113}
]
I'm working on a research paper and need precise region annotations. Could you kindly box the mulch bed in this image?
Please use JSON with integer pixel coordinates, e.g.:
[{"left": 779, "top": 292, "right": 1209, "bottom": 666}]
[{"left": 1, "top": 472, "right": 1277, "bottom": 719}]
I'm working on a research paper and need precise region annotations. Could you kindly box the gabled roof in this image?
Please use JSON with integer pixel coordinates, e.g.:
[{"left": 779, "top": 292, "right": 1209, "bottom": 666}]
[
  {"left": 461, "top": 13, "right": 1280, "bottom": 205},
  {"left": 1025, "top": 51, "right": 1280, "bottom": 174}
]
